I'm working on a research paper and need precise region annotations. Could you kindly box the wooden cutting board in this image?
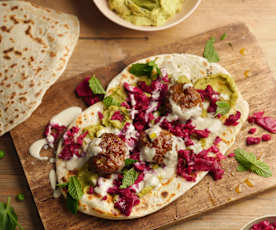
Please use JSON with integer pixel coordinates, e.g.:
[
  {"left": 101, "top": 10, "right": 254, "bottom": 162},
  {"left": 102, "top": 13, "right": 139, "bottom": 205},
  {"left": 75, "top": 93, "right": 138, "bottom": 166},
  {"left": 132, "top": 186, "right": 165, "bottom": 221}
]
[{"left": 11, "top": 23, "right": 276, "bottom": 230}]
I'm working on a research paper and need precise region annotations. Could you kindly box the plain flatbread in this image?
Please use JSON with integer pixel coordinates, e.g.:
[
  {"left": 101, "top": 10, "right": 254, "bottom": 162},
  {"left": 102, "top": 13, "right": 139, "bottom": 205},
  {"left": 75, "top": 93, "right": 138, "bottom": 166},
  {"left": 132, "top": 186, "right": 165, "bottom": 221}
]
[
  {"left": 56, "top": 54, "right": 249, "bottom": 219},
  {"left": 0, "top": 1, "right": 79, "bottom": 135}
]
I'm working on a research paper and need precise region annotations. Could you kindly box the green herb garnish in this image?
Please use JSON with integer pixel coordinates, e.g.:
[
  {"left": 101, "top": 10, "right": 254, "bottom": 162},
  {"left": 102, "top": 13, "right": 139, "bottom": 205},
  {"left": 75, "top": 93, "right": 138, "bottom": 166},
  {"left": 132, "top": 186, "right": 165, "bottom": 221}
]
[
  {"left": 203, "top": 37, "right": 220, "bottom": 62},
  {"left": 56, "top": 182, "right": 69, "bottom": 188},
  {"left": 234, "top": 148, "right": 272, "bottom": 177},
  {"left": 0, "top": 197, "right": 24, "bottom": 230},
  {"left": 66, "top": 194, "right": 79, "bottom": 214},
  {"left": 215, "top": 101, "right": 230, "bottom": 116},
  {"left": 103, "top": 95, "right": 120, "bottom": 107},
  {"left": 88, "top": 75, "right": 106, "bottom": 95},
  {"left": 120, "top": 168, "right": 138, "bottom": 189},
  {"left": 124, "top": 159, "right": 137, "bottom": 167},
  {"left": 68, "top": 176, "right": 83, "bottom": 200},
  {"left": 220, "top": 33, "right": 227, "bottom": 41},
  {"left": 0, "top": 150, "right": 5, "bottom": 159},
  {"left": 61, "top": 176, "right": 83, "bottom": 214},
  {"left": 129, "top": 60, "right": 161, "bottom": 80},
  {"left": 16, "top": 194, "right": 24, "bottom": 202}
]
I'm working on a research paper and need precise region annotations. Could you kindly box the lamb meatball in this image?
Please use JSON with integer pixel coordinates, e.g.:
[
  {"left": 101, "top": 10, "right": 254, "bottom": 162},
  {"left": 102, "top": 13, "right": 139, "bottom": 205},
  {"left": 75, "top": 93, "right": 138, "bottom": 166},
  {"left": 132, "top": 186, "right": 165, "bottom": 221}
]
[
  {"left": 139, "top": 126, "right": 173, "bottom": 165},
  {"left": 168, "top": 83, "right": 202, "bottom": 120},
  {"left": 88, "top": 133, "right": 128, "bottom": 175}
]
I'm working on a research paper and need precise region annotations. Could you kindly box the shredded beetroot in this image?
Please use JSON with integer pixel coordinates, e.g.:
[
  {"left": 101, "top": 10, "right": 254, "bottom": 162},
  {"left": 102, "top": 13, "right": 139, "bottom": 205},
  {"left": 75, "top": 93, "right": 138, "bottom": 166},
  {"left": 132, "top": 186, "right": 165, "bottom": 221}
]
[
  {"left": 262, "top": 134, "right": 272, "bottom": 142},
  {"left": 123, "top": 77, "right": 169, "bottom": 133},
  {"left": 227, "top": 153, "right": 235, "bottom": 158},
  {"left": 134, "top": 162, "right": 150, "bottom": 172},
  {"left": 256, "top": 116, "right": 276, "bottom": 134},
  {"left": 177, "top": 148, "right": 224, "bottom": 182},
  {"left": 248, "top": 111, "right": 264, "bottom": 123},
  {"left": 193, "top": 129, "right": 210, "bottom": 138},
  {"left": 87, "top": 186, "right": 94, "bottom": 194},
  {"left": 108, "top": 183, "right": 140, "bottom": 216},
  {"left": 248, "top": 111, "right": 276, "bottom": 133},
  {"left": 224, "top": 111, "right": 241, "bottom": 126},
  {"left": 75, "top": 77, "right": 103, "bottom": 106},
  {"left": 113, "top": 189, "right": 140, "bottom": 216},
  {"left": 59, "top": 126, "right": 88, "bottom": 160},
  {"left": 119, "top": 123, "right": 139, "bottom": 151},
  {"left": 250, "top": 220, "right": 276, "bottom": 230},
  {"left": 246, "top": 136, "right": 261, "bottom": 145},
  {"left": 111, "top": 111, "right": 124, "bottom": 121},
  {"left": 197, "top": 85, "right": 220, "bottom": 113},
  {"left": 44, "top": 123, "right": 66, "bottom": 147},
  {"left": 213, "top": 136, "right": 222, "bottom": 145},
  {"left": 248, "top": 128, "right": 257, "bottom": 134},
  {"left": 98, "top": 112, "right": 103, "bottom": 120}
]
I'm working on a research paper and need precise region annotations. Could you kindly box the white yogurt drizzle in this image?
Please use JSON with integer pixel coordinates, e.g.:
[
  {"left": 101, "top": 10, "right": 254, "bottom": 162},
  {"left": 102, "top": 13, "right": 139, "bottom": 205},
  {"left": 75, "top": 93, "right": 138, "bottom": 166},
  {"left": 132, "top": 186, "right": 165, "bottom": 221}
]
[
  {"left": 29, "top": 139, "right": 48, "bottom": 161},
  {"left": 49, "top": 169, "right": 61, "bottom": 198},
  {"left": 29, "top": 106, "right": 82, "bottom": 161}
]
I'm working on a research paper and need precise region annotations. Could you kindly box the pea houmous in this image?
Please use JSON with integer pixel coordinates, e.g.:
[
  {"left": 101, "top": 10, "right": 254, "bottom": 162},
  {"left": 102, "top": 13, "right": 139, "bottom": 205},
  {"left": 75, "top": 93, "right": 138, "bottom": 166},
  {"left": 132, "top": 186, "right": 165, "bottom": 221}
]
[
  {"left": 194, "top": 74, "right": 238, "bottom": 108},
  {"left": 108, "top": 0, "right": 185, "bottom": 26}
]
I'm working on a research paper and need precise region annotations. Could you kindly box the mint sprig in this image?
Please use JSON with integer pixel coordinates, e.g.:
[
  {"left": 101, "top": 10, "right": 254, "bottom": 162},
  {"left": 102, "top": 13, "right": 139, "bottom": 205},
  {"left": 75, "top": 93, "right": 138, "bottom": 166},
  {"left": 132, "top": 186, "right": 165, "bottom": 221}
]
[
  {"left": 203, "top": 37, "right": 220, "bottom": 62},
  {"left": 234, "top": 148, "right": 272, "bottom": 178},
  {"left": 124, "top": 159, "right": 137, "bottom": 167},
  {"left": 0, "top": 197, "right": 24, "bottom": 230},
  {"left": 129, "top": 60, "right": 161, "bottom": 80},
  {"left": 66, "top": 194, "right": 79, "bottom": 214},
  {"left": 68, "top": 176, "right": 83, "bottom": 200},
  {"left": 88, "top": 75, "right": 106, "bottom": 95},
  {"left": 61, "top": 176, "right": 83, "bottom": 214},
  {"left": 216, "top": 101, "right": 230, "bottom": 116},
  {"left": 220, "top": 33, "right": 227, "bottom": 41},
  {"left": 120, "top": 168, "right": 138, "bottom": 189}
]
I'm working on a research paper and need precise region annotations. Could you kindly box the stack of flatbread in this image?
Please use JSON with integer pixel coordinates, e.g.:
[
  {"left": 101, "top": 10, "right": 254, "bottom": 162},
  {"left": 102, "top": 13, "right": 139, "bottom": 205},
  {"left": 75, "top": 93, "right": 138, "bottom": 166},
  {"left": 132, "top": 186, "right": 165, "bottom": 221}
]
[{"left": 0, "top": 1, "right": 80, "bottom": 135}]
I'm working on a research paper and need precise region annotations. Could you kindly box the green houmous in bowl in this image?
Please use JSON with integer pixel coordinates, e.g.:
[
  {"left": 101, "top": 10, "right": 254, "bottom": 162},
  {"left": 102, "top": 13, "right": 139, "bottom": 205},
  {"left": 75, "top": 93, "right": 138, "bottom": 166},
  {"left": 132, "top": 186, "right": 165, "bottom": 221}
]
[{"left": 108, "top": 0, "right": 185, "bottom": 26}]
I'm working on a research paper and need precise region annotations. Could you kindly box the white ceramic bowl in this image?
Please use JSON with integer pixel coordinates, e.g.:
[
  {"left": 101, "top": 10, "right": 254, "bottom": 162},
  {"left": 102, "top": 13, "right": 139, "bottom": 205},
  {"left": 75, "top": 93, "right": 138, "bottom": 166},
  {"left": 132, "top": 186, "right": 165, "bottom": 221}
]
[
  {"left": 240, "top": 215, "right": 276, "bottom": 230},
  {"left": 93, "top": 0, "right": 201, "bottom": 31}
]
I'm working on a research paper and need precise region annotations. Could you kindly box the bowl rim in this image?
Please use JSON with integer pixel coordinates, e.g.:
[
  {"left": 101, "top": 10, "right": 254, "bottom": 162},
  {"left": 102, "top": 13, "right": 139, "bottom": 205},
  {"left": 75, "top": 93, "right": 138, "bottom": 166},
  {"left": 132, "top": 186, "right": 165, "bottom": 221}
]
[
  {"left": 240, "top": 215, "right": 276, "bottom": 230},
  {"left": 93, "top": 0, "right": 202, "bottom": 32}
]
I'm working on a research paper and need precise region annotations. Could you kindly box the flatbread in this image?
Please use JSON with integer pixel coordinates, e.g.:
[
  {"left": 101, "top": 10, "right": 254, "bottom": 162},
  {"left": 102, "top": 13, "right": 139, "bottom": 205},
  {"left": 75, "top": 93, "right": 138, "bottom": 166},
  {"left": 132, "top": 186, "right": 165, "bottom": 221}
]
[
  {"left": 0, "top": 1, "right": 79, "bottom": 135},
  {"left": 56, "top": 54, "right": 249, "bottom": 219}
]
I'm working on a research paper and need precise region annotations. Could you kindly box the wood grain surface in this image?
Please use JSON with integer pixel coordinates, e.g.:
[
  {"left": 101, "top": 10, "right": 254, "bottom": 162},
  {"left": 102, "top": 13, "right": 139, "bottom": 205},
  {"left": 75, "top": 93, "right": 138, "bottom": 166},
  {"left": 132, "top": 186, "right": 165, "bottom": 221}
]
[
  {"left": 9, "top": 23, "right": 276, "bottom": 230},
  {"left": 1, "top": 1, "right": 276, "bottom": 230}
]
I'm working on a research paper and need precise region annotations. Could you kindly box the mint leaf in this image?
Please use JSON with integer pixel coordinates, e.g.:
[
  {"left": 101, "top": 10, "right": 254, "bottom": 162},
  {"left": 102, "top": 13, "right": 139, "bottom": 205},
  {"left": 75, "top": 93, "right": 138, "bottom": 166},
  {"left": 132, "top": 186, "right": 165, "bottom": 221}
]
[
  {"left": 68, "top": 176, "right": 83, "bottom": 200},
  {"left": 88, "top": 75, "right": 106, "bottom": 95},
  {"left": 56, "top": 182, "right": 69, "bottom": 188},
  {"left": 203, "top": 37, "right": 220, "bottom": 62},
  {"left": 16, "top": 194, "right": 24, "bottom": 201},
  {"left": 237, "top": 164, "right": 247, "bottom": 172},
  {"left": 120, "top": 168, "right": 138, "bottom": 189},
  {"left": 0, "top": 197, "right": 24, "bottom": 230},
  {"left": 216, "top": 101, "right": 230, "bottom": 115},
  {"left": 103, "top": 96, "right": 120, "bottom": 107},
  {"left": 66, "top": 194, "right": 79, "bottom": 214},
  {"left": 129, "top": 60, "right": 161, "bottom": 80},
  {"left": 220, "top": 33, "right": 227, "bottom": 41},
  {"left": 234, "top": 148, "right": 272, "bottom": 177},
  {"left": 251, "top": 161, "right": 272, "bottom": 178},
  {"left": 0, "top": 150, "right": 5, "bottom": 159},
  {"left": 124, "top": 159, "right": 137, "bottom": 167}
]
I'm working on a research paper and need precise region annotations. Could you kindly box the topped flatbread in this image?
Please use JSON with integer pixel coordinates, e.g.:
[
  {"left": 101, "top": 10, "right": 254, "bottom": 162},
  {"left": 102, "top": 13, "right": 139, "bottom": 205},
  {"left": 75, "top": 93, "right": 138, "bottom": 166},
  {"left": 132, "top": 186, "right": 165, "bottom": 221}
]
[
  {"left": 0, "top": 1, "right": 79, "bottom": 135},
  {"left": 55, "top": 54, "right": 249, "bottom": 219}
]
